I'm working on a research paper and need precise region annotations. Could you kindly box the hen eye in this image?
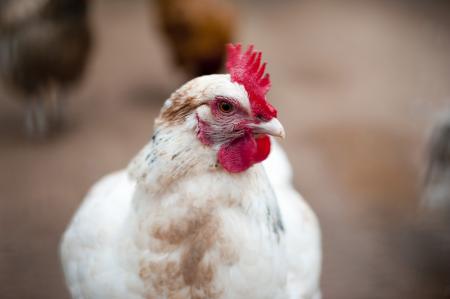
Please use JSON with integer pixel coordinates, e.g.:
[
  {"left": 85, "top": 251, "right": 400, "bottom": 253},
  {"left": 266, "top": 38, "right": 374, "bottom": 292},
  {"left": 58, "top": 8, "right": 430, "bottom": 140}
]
[{"left": 218, "top": 101, "right": 234, "bottom": 113}]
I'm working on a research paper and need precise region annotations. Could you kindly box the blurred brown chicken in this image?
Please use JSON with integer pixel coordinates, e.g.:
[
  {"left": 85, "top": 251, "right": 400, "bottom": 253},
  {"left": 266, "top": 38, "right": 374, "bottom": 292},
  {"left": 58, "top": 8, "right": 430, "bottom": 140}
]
[
  {"left": 0, "top": 0, "right": 92, "bottom": 136},
  {"left": 155, "top": 0, "right": 236, "bottom": 77}
]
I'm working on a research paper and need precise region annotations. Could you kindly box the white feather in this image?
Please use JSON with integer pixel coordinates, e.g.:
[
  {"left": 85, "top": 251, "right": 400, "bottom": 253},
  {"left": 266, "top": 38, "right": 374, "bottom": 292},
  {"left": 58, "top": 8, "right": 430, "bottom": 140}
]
[{"left": 264, "top": 140, "right": 322, "bottom": 299}]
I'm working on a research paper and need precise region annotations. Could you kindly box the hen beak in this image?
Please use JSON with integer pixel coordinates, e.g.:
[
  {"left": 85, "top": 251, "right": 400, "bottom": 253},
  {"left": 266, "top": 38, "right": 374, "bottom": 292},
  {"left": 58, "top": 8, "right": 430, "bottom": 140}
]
[{"left": 250, "top": 118, "right": 286, "bottom": 139}]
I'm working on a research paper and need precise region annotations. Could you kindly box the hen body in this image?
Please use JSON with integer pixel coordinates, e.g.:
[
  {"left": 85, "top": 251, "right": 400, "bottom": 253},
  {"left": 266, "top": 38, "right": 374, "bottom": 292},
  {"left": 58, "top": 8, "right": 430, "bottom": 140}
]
[
  {"left": 0, "top": 0, "right": 92, "bottom": 135},
  {"left": 61, "top": 143, "right": 321, "bottom": 299},
  {"left": 61, "top": 66, "right": 321, "bottom": 299}
]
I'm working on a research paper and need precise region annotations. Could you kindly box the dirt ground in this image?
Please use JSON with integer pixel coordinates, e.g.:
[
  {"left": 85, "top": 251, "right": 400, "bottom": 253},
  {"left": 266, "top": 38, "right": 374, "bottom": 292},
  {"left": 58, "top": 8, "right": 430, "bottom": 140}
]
[{"left": 0, "top": 0, "right": 449, "bottom": 298}]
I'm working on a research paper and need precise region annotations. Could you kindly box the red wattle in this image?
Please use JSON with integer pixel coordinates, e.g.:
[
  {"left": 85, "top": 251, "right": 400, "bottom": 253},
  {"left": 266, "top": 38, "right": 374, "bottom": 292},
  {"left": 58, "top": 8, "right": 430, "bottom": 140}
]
[
  {"left": 253, "top": 135, "right": 271, "bottom": 162},
  {"left": 218, "top": 133, "right": 271, "bottom": 173}
]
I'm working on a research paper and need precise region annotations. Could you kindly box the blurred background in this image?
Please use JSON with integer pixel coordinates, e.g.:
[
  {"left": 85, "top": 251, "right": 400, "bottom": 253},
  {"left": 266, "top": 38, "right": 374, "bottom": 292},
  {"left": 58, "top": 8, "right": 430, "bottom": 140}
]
[{"left": 0, "top": 0, "right": 450, "bottom": 298}]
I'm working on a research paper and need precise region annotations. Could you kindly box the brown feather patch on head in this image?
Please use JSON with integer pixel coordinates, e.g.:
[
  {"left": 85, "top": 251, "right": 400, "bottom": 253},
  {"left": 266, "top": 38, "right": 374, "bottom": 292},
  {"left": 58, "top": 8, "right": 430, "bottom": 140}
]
[
  {"left": 156, "top": 81, "right": 203, "bottom": 125},
  {"left": 159, "top": 95, "right": 198, "bottom": 125}
]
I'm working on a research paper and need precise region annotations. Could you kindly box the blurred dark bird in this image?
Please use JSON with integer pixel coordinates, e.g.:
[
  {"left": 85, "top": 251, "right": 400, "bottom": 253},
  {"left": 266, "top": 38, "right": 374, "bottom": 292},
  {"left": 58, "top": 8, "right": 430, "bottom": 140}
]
[
  {"left": 423, "top": 114, "right": 450, "bottom": 209},
  {"left": 155, "top": 0, "right": 236, "bottom": 77},
  {"left": 0, "top": 0, "right": 92, "bottom": 136},
  {"left": 402, "top": 113, "right": 450, "bottom": 298}
]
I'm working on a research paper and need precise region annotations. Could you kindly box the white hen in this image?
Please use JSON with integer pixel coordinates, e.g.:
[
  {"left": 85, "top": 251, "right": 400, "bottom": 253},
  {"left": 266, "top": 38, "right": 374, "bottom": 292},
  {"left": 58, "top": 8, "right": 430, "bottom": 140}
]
[{"left": 60, "top": 44, "right": 321, "bottom": 299}]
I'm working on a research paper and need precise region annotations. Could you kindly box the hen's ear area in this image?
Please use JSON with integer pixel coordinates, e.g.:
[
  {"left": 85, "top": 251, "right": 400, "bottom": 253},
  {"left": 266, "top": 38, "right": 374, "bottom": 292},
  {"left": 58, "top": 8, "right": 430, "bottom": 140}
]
[{"left": 157, "top": 96, "right": 199, "bottom": 125}]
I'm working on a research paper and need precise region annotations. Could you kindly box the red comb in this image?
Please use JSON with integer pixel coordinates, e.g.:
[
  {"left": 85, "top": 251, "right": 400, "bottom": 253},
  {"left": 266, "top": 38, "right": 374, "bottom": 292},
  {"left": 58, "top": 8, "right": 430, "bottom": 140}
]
[{"left": 226, "top": 44, "right": 277, "bottom": 120}]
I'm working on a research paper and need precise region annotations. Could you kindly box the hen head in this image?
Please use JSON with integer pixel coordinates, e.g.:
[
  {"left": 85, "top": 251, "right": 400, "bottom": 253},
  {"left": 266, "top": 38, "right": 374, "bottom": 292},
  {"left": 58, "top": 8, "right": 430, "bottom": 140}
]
[{"left": 156, "top": 44, "right": 284, "bottom": 173}]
